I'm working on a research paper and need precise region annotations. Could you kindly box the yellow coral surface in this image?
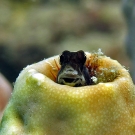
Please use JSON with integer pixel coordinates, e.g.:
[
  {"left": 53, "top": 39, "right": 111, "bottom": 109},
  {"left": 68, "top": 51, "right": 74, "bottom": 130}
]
[{"left": 0, "top": 52, "right": 135, "bottom": 135}]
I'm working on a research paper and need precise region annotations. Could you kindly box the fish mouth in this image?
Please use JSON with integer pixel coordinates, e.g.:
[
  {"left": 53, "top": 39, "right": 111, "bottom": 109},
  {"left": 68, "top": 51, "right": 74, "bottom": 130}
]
[
  {"left": 58, "top": 75, "right": 86, "bottom": 87},
  {"left": 62, "top": 78, "right": 76, "bottom": 83}
]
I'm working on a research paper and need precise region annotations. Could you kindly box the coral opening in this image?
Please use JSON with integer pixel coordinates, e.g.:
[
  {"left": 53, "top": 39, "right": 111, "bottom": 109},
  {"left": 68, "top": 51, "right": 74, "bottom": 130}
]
[{"left": 47, "top": 50, "right": 119, "bottom": 86}]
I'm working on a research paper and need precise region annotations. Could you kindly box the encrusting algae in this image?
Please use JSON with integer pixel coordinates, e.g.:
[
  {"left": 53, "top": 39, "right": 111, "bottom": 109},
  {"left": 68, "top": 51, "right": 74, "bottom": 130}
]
[{"left": 0, "top": 50, "right": 135, "bottom": 135}]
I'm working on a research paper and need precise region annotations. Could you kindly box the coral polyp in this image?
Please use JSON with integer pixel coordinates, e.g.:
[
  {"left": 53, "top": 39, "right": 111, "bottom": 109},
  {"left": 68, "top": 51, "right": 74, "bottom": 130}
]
[{"left": 86, "top": 52, "right": 119, "bottom": 84}]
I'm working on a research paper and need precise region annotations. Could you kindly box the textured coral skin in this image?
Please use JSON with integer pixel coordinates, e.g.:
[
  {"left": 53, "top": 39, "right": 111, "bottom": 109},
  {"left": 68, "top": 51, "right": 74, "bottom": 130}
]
[{"left": 0, "top": 52, "right": 135, "bottom": 135}]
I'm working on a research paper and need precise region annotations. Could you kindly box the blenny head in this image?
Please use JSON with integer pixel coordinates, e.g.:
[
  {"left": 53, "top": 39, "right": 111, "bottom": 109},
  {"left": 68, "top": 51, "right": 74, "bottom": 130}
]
[{"left": 56, "top": 50, "right": 89, "bottom": 87}]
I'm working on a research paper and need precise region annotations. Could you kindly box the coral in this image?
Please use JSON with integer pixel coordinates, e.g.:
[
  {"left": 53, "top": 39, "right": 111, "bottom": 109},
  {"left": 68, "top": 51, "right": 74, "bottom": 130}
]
[
  {"left": 0, "top": 73, "right": 12, "bottom": 121},
  {"left": 0, "top": 52, "right": 135, "bottom": 135}
]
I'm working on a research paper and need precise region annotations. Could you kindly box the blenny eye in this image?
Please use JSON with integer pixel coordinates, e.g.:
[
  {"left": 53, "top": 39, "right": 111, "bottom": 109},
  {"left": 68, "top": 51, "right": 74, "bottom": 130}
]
[
  {"left": 60, "top": 54, "right": 64, "bottom": 65},
  {"left": 60, "top": 50, "right": 71, "bottom": 65},
  {"left": 77, "top": 50, "right": 86, "bottom": 65}
]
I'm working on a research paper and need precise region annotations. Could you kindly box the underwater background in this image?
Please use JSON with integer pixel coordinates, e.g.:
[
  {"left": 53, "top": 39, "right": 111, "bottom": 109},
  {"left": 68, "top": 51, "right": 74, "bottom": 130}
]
[{"left": 0, "top": 0, "right": 133, "bottom": 84}]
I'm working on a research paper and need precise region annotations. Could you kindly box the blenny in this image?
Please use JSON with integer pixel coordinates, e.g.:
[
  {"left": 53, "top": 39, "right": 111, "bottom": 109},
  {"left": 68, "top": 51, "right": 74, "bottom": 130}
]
[{"left": 56, "top": 50, "right": 92, "bottom": 87}]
